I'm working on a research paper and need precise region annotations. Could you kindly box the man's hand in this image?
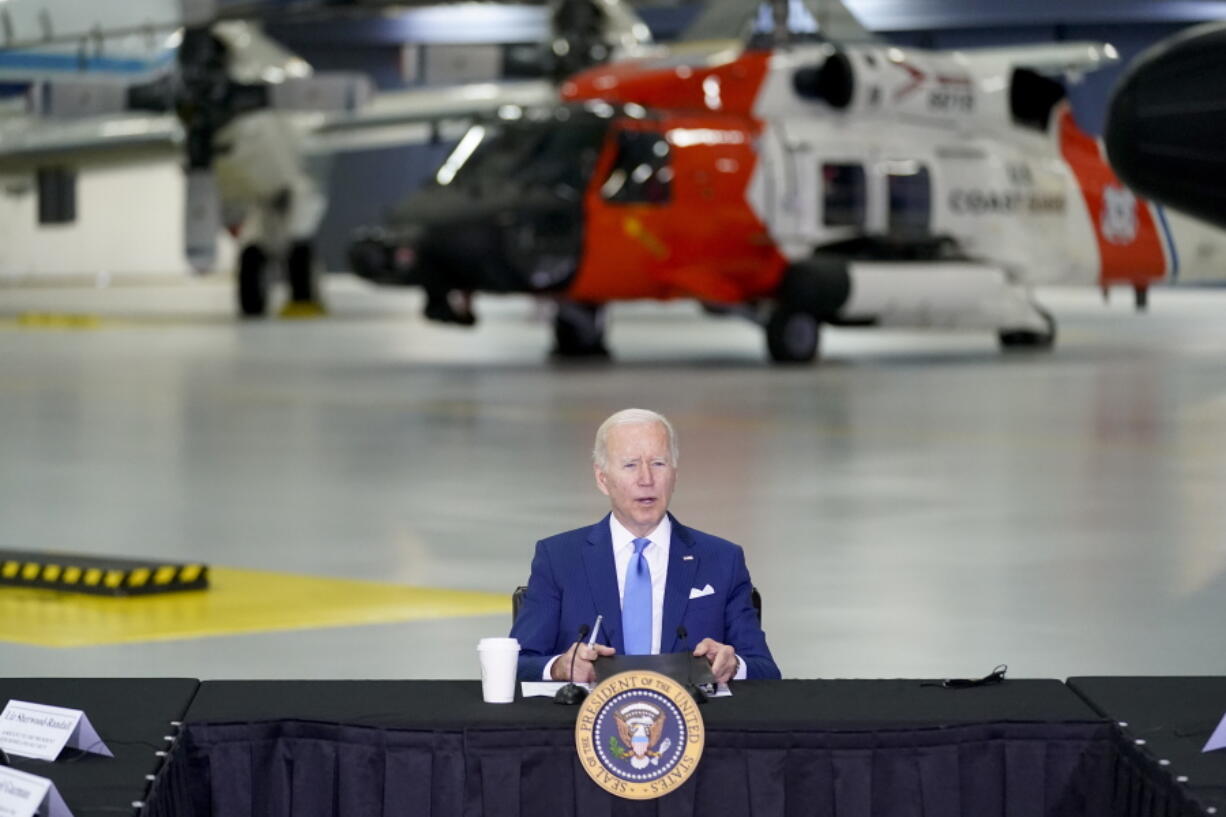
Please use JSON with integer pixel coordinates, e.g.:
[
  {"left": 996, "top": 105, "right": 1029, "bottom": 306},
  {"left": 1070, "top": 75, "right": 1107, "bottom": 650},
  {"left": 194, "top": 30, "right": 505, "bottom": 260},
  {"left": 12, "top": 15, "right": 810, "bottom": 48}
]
[
  {"left": 552, "top": 641, "right": 616, "bottom": 682},
  {"left": 693, "top": 638, "right": 737, "bottom": 684}
]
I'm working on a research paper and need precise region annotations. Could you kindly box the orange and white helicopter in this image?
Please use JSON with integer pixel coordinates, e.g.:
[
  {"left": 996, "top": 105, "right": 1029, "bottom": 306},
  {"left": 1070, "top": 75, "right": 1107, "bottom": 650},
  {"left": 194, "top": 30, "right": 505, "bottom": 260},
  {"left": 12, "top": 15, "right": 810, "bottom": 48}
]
[{"left": 349, "top": 0, "right": 1189, "bottom": 363}]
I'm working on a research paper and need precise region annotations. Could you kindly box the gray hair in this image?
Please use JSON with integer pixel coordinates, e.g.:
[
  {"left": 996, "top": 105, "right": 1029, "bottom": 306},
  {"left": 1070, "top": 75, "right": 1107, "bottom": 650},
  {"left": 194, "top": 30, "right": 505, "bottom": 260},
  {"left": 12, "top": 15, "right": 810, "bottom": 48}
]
[{"left": 592, "top": 408, "right": 679, "bottom": 470}]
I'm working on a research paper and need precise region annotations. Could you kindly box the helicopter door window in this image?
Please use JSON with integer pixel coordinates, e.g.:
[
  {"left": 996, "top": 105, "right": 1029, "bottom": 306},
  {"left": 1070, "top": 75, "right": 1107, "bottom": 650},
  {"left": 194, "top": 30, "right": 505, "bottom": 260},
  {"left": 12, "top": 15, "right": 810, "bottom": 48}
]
[
  {"left": 821, "top": 163, "right": 866, "bottom": 228},
  {"left": 600, "top": 130, "right": 673, "bottom": 205},
  {"left": 886, "top": 161, "right": 931, "bottom": 236}
]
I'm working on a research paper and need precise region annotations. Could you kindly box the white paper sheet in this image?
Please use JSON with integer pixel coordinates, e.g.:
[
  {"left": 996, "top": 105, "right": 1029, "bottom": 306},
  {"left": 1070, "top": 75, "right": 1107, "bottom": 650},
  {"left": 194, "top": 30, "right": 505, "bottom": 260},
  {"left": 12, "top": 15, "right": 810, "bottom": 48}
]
[
  {"left": 521, "top": 682, "right": 592, "bottom": 698},
  {"left": 520, "top": 682, "right": 732, "bottom": 698}
]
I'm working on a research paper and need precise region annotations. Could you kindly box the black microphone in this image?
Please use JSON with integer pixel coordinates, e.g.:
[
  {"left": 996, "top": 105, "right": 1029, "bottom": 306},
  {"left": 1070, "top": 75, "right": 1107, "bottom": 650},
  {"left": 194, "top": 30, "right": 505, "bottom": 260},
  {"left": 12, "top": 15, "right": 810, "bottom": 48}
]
[
  {"left": 554, "top": 624, "right": 590, "bottom": 705},
  {"left": 676, "top": 626, "right": 708, "bottom": 704},
  {"left": 569, "top": 624, "right": 591, "bottom": 679}
]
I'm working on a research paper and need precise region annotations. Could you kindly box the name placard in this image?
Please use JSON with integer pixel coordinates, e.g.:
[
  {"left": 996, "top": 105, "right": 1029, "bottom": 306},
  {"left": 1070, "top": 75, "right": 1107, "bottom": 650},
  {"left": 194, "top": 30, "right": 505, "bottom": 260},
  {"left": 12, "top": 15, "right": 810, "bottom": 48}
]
[
  {"left": 0, "top": 766, "right": 73, "bottom": 817},
  {"left": 0, "top": 701, "right": 112, "bottom": 762}
]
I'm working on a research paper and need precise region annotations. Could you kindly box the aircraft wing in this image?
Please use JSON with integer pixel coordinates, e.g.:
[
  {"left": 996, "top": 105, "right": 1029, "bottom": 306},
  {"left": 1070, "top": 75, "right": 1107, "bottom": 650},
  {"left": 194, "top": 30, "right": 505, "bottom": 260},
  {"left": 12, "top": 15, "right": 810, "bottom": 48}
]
[
  {"left": 0, "top": 114, "right": 180, "bottom": 170},
  {"left": 0, "top": 75, "right": 555, "bottom": 162},
  {"left": 304, "top": 79, "right": 558, "bottom": 154},
  {"left": 0, "top": 76, "right": 556, "bottom": 170}
]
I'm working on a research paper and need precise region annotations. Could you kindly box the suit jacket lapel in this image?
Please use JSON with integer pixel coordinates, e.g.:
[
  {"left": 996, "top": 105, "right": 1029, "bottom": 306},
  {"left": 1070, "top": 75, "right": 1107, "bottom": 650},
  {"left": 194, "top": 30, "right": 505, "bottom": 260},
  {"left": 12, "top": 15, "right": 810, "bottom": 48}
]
[
  {"left": 661, "top": 514, "right": 698, "bottom": 653},
  {"left": 582, "top": 515, "right": 625, "bottom": 654}
]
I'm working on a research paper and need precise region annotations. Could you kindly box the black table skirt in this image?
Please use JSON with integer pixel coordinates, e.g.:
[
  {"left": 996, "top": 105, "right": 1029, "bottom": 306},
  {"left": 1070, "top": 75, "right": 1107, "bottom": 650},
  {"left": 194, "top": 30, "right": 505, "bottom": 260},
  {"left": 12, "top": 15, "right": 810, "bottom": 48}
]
[{"left": 143, "top": 678, "right": 1208, "bottom": 817}]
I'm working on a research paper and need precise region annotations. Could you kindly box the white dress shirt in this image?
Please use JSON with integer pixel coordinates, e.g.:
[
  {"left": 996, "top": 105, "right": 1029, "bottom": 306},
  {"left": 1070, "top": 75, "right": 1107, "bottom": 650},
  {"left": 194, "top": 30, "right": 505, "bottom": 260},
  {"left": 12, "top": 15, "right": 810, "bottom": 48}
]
[{"left": 543, "top": 514, "right": 747, "bottom": 680}]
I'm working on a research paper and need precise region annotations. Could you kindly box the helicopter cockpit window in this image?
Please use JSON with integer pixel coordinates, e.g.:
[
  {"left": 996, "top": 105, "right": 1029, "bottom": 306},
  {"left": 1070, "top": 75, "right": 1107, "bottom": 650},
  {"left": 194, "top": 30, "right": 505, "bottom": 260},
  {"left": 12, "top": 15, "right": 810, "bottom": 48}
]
[
  {"left": 436, "top": 112, "right": 609, "bottom": 192},
  {"left": 519, "top": 120, "right": 609, "bottom": 194},
  {"left": 821, "top": 163, "right": 866, "bottom": 228},
  {"left": 601, "top": 130, "right": 673, "bottom": 205}
]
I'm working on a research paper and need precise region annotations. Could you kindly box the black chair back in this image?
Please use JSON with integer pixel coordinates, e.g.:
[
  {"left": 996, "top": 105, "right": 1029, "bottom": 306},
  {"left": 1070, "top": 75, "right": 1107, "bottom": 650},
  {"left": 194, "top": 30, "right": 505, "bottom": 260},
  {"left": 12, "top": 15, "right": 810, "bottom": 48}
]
[{"left": 512, "top": 585, "right": 527, "bottom": 623}]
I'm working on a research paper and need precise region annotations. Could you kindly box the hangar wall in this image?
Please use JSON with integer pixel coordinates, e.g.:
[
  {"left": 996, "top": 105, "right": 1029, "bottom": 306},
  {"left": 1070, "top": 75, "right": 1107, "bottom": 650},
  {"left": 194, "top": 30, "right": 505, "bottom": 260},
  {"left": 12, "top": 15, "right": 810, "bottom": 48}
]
[{"left": 0, "top": 157, "right": 236, "bottom": 281}]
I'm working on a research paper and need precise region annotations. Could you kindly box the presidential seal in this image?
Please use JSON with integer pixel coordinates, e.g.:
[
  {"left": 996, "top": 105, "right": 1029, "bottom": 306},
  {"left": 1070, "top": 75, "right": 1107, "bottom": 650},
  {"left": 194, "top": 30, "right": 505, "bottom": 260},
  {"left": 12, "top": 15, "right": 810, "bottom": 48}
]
[{"left": 574, "top": 670, "right": 704, "bottom": 799}]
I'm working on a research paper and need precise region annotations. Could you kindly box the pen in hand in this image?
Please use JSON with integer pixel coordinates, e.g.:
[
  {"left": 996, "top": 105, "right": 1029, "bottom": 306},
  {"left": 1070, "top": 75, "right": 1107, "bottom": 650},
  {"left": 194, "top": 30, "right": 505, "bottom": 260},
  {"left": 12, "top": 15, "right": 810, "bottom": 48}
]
[{"left": 587, "top": 615, "right": 602, "bottom": 650}]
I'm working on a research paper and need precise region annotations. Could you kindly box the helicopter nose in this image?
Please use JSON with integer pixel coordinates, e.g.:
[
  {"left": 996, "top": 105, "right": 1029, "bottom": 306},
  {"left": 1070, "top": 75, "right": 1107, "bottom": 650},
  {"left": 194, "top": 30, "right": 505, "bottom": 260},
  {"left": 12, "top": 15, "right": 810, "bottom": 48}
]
[
  {"left": 418, "top": 220, "right": 512, "bottom": 292},
  {"left": 427, "top": 221, "right": 498, "bottom": 267}
]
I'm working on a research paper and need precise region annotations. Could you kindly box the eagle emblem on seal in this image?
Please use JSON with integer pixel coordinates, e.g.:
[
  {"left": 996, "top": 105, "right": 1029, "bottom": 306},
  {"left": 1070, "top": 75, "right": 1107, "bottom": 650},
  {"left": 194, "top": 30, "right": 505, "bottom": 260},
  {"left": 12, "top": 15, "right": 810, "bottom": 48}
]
[
  {"left": 611, "top": 703, "right": 672, "bottom": 769},
  {"left": 576, "top": 671, "right": 704, "bottom": 799}
]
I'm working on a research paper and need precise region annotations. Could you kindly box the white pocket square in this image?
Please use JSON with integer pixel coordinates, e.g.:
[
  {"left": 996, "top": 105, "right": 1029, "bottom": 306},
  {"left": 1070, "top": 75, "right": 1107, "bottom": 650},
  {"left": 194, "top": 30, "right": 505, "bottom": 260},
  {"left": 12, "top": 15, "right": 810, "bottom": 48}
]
[{"left": 689, "top": 584, "right": 715, "bottom": 599}]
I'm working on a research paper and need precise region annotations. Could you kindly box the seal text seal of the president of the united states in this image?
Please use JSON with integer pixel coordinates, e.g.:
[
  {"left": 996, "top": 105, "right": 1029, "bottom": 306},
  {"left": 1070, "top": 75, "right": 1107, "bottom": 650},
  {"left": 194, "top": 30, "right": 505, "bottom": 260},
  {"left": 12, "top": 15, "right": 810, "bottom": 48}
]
[{"left": 575, "top": 670, "right": 705, "bottom": 799}]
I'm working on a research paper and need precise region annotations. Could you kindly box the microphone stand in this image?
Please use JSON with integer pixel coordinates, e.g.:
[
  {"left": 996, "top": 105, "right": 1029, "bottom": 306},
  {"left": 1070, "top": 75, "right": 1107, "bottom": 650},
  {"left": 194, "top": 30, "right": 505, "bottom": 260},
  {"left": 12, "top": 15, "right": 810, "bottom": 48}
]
[{"left": 554, "top": 624, "right": 591, "bottom": 705}]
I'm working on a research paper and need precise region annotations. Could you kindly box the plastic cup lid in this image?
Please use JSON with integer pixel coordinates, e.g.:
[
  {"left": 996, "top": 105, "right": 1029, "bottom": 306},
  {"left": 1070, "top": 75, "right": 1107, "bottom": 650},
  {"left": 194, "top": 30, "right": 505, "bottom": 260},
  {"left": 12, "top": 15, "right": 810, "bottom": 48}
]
[{"left": 478, "top": 637, "right": 519, "bottom": 649}]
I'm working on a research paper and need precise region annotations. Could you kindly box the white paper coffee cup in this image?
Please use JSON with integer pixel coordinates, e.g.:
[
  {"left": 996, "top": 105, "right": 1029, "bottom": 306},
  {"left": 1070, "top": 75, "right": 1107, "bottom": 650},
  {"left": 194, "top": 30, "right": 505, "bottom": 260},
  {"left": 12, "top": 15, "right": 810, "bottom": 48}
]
[{"left": 477, "top": 637, "right": 520, "bottom": 703}]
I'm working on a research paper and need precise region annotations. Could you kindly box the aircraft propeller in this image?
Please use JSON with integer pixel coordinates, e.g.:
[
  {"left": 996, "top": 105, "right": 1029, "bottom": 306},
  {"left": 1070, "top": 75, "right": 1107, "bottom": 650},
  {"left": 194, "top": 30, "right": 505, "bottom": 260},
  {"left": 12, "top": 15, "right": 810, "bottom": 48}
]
[{"left": 123, "top": 24, "right": 369, "bottom": 273}]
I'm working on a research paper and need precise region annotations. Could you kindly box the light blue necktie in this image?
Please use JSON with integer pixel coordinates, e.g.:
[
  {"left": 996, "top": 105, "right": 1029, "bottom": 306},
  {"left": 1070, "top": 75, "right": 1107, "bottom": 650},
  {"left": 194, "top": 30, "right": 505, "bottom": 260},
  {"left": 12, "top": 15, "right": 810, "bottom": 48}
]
[{"left": 622, "top": 538, "right": 652, "bottom": 655}]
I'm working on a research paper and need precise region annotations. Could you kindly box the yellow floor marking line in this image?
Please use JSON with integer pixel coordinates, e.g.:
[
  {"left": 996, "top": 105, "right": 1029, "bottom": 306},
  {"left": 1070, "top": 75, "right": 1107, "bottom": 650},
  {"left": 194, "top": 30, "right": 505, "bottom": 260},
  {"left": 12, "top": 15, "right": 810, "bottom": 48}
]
[
  {"left": 0, "top": 566, "right": 508, "bottom": 647},
  {"left": 14, "top": 313, "right": 105, "bottom": 329}
]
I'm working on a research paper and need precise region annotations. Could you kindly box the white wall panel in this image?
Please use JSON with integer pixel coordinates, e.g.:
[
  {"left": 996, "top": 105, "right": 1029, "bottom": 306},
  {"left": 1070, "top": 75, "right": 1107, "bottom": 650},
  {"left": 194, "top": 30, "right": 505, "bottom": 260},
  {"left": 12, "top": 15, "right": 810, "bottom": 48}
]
[{"left": 0, "top": 157, "right": 236, "bottom": 280}]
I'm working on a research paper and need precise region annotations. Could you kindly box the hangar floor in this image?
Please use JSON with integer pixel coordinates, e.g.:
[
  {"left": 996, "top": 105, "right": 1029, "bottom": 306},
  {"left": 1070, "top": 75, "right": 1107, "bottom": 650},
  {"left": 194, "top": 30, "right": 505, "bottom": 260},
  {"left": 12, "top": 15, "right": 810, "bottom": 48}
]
[{"left": 1, "top": 276, "right": 1224, "bottom": 681}]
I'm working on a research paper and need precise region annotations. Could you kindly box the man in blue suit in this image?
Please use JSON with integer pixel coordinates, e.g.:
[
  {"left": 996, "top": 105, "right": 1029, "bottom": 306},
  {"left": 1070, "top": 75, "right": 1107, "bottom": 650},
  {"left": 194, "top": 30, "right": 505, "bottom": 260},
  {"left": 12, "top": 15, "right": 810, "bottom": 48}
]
[{"left": 511, "top": 408, "right": 780, "bottom": 683}]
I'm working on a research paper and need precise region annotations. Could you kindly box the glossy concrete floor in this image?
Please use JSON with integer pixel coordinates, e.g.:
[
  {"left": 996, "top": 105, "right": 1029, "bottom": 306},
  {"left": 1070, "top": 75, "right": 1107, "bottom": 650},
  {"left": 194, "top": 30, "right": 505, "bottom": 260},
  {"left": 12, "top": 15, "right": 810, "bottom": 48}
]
[{"left": 2, "top": 276, "right": 1225, "bottom": 680}]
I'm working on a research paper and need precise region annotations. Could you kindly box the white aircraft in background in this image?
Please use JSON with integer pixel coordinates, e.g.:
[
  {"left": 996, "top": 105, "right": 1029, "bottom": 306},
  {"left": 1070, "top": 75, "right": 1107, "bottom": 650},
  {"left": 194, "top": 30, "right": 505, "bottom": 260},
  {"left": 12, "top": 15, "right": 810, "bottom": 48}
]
[{"left": 0, "top": 0, "right": 648, "bottom": 315}]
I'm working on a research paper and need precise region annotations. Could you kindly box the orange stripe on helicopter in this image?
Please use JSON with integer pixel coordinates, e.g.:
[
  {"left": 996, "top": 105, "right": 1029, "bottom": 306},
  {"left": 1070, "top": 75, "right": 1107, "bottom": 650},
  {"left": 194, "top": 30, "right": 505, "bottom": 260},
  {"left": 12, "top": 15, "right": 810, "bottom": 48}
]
[{"left": 1056, "top": 104, "right": 1169, "bottom": 289}]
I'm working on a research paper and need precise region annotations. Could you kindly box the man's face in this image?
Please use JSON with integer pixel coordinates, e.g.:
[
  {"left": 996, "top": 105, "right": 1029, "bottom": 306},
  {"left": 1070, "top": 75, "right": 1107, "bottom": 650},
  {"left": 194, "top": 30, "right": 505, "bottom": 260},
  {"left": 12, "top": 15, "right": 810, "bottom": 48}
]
[{"left": 594, "top": 421, "right": 677, "bottom": 537}]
